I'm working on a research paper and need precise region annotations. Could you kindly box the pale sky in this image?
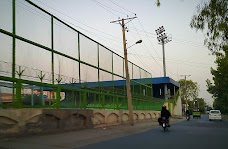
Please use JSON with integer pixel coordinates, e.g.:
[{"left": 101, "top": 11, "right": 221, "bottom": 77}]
[{"left": 0, "top": 0, "right": 215, "bottom": 106}]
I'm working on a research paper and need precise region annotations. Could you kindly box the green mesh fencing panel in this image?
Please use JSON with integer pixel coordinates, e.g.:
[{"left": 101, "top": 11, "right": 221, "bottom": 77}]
[
  {"left": 80, "top": 34, "right": 98, "bottom": 67},
  {"left": 16, "top": 0, "right": 51, "bottom": 48},
  {"left": 53, "top": 19, "right": 79, "bottom": 59},
  {"left": 0, "top": 0, "right": 165, "bottom": 110},
  {"left": 0, "top": 33, "right": 12, "bottom": 76},
  {"left": 0, "top": 0, "right": 12, "bottom": 32}
]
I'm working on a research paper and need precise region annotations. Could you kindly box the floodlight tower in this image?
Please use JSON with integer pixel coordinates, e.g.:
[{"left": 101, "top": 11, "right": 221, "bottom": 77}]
[{"left": 155, "top": 26, "right": 172, "bottom": 100}]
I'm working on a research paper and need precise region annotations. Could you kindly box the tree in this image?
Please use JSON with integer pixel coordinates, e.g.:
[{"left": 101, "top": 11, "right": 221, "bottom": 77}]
[
  {"left": 206, "top": 45, "right": 228, "bottom": 113},
  {"left": 155, "top": 0, "right": 161, "bottom": 7},
  {"left": 190, "top": 0, "right": 228, "bottom": 114},
  {"left": 193, "top": 98, "right": 206, "bottom": 113},
  {"left": 190, "top": 0, "right": 228, "bottom": 53},
  {"left": 179, "top": 79, "right": 199, "bottom": 104}
]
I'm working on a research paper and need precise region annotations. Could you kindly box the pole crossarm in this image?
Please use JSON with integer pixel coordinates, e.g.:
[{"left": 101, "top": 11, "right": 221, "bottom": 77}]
[{"left": 110, "top": 16, "right": 137, "bottom": 24}]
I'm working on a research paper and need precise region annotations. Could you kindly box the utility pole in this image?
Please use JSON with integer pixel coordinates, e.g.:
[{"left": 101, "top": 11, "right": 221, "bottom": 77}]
[
  {"left": 155, "top": 26, "right": 171, "bottom": 100},
  {"left": 180, "top": 75, "right": 191, "bottom": 112},
  {"left": 111, "top": 17, "right": 136, "bottom": 126},
  {"left": 0, "top": 86, "right": 2, "bottom": 105}
]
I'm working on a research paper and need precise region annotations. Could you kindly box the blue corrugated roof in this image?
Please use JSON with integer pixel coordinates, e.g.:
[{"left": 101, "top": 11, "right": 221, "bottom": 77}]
[
  {"left": 152, "top": 77, "right": 179, "bottom": 87},
  {"left": 61, "top": 77, "right": 179, "bottom": 88}
]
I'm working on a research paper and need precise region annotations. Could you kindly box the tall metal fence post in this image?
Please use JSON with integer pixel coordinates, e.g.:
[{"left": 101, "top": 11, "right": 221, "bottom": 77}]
[
  {"left": 16, "top": 80, "right": 22, "bottom": 108},
  {"left": 83, "top": 91, "right": 87, "bottom": 109},
  {"left": 12, "top": 0, "right": 16, "bottom": 103},
  {"left": 78, "top": 32, "right": 81, "bottom": 84},
  {"left": 102, "top": 94, "right": 105, "bottom": 109},
  {"left": 56, "top": 86, "right": 61, "bottom": 109}
]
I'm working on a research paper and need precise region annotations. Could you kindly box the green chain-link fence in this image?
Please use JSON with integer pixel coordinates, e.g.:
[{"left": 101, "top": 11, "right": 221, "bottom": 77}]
[{"left": 0, "top": 0, "right": 164, "bottom": 110}]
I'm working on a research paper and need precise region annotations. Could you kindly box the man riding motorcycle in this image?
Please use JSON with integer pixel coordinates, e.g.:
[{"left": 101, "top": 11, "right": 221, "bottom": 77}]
[
  {"left": 186, "top": 109, "right": 190, "bottom": 120},
  {"left": 158, "top": 105, "right": 171, "bottom": 127}
]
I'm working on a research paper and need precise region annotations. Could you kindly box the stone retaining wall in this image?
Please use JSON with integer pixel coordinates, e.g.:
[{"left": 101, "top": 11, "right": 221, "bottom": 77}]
[{"left": 0, "top": 109, "right": 160, "bottom": 136}]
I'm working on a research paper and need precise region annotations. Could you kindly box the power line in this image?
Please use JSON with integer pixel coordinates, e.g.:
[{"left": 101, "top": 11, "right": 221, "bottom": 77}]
[
  {"left": 108, "top": 0, "right": 135, "bottom": 15},
  {"left": 37, "top": 0, "right": 206, "bottom": 79},
  {"left": 130, "top": 22, "right": 161, "bottom": 64},
  {"left": 128, "top": 27, "right": 160, "bottom": 76},
  {"left": 33, "top": 0, "right": 206, "bottom": 57},
  {"left": 127, "top": 53, "right": 212, "bottom": 67},
  {"left": 92, "top": 0, "right": 128, "bottom": 16},
  {"left": 16, "top": 0, "right": 208, "bottom": 80},
  {"left": 10, "top": 0, "right": 125, "bottom": 55},
  {"left": 130, "top": 51, "right": 159, "bottom": 77},
  {"left": 90, "top": 0, "right": 120, "bottom": 17},
  {"left": 136, "top": 17, "right": 178, "bottom": 78},
  {"left": 129, "top": 22, "right": 178, "bottom": 78},
  {"left": 94, "top": 1, "right": 158, "bottom": 77},
  {"left": 128, "top": 27, "right": 206, "bottom": 48},
  {"left": 136, "top": 18, "right": 161, "bottom": 59},
  {"left": 33, "top": 0, "right": 122, "bottom": 41},
  {"left": 128, "top": 18, "right": 178, "bottom": 79}
]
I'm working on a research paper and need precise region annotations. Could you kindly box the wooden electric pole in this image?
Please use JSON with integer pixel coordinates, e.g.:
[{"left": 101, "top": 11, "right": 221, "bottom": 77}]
[
  {"left": 111, "top": 17, "right": 136, "bottom": 126},
  {"left": 180, "top": 75, "right": 191, "bottom": 111}
]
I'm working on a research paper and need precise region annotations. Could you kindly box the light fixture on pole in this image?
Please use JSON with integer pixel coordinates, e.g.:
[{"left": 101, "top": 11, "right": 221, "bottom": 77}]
[
  {"left": 127, "top": 40, "right": 142, "bottom": 50},
  {"left": 155, "top": 26, "right": 172, "bottom": 77},
  {"left": 155, "top": 26, "right": 171, "bottom": 101}
]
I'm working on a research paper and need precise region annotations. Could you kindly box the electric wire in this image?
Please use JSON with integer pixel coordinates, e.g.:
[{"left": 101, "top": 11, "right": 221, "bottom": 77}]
[
  {"left": 108, "top": 0, "right": 135, "bottom": 15},
  {"left": 90, "top": 0, "right": 120, "bottom": 17},
  {"left": 129, "top": 22, "right": 166, "bottom": 77},
  {"left": 33, "top": 0, "right": 122, "bottom": 41},
  {"left": 91, "top": 0, "right": 128, "bottom": 16},
  {"left": 128, "top": 30, "right": 159, "bottom": 76},
  {"left": 29, "top": 0, "right": 126, "bottom": 54},
  {"left": 106, "top": 0, "right": 198, "bottom": 78},
  {"left": 127, "top": 53, "right": 212, "bottom": 67},
  {"left": 128, "top": 27, "right": 206, "bottom": 48},
  {"left": 10, "top": 0, "right": 211, "bottom": 80},
  {"left": 33, "top": 0, "right": 207, "bottom": 77},
  {"left": 7, "top": 0, "right": 124, "bottom": 55},
  {"left": 89, "top": 0, "right": 158, "bottom": 76}
]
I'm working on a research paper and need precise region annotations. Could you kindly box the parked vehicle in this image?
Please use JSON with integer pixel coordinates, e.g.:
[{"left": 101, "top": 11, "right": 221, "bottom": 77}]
[{"left": 209, "top": 110, "right": 222, "bottom": 121}]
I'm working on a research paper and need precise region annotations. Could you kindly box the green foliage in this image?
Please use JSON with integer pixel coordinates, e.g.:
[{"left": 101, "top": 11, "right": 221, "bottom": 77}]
[
  {"left": 195, "top": 98, "right": 206, "bottom": 112},
  {"left": 207, "top": 45, "right": 228, "bottom": 113},
  {"left": 190, "top": 0, "right": 228, "bottom": 53},
  {"left": 179, "top": 79, "right": 199, "bottom": 102},
  {"left": 191, "top": 0, "right": 228, "bottom": 114},
  {"left": 188, "top": 98, "right": 206, "bottom": 113},
  {"left": 156, "top": 0, "right": 161, "bottom": 7}
]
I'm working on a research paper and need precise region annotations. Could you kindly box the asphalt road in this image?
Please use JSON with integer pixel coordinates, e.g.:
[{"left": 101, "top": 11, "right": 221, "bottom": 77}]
[
  {"left": 0, "top": 115, "right": 227, "bottom": 149},
  {"left": 78, "top": 115, "right": 228, "bottom": 149}
]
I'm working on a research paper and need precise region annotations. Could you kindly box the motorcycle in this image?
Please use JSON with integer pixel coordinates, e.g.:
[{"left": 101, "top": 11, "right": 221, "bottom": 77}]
[
  {"left": 186, "top": 114, "right": 190, "bottom": 121},
  {"left": 161, "top": 117, "right": 169, "bottom": 131}
]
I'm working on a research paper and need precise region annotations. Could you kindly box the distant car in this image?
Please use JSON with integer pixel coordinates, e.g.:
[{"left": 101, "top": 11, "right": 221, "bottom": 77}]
[{"left": 209, "top": 110, "right": 222, "bottom": 121}]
